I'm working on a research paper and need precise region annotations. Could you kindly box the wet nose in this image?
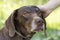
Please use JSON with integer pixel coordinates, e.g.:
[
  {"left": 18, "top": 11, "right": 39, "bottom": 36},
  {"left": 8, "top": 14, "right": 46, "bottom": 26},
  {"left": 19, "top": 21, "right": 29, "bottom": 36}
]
[{"left": 35, "top": 19, "right": 42, "bottom": 24}]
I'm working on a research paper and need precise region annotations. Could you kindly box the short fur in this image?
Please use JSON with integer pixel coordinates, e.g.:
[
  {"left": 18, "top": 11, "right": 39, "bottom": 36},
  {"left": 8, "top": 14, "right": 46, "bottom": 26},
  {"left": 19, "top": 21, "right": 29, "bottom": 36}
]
[{"left": 0, "top": 6, "right": 46, "bottom": 40}]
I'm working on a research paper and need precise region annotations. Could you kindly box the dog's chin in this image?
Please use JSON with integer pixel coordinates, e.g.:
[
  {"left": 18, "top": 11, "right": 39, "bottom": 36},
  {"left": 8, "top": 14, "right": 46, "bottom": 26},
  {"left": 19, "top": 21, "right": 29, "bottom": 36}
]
[
  {"left": 32, "top": 28, "right": 43, "bottom": 33},
  {"left": 28, "top": 27, "right": 43, "bottom": 33},
  {"left": 31, "top": 24, "right": 45, "bottom": 33},
  {"left": 34, "top": 27, "right": 43, "bottom": 32}
]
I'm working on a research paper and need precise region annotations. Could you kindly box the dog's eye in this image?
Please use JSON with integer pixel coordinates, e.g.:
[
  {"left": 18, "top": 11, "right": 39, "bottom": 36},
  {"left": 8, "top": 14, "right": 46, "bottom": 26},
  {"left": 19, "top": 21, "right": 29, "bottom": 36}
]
[
  {"left": 24, "top": 14, "right": 30, "bottom": 17},
  {"left": 23, "top": 12, "right": 31, "bottom": 18}
]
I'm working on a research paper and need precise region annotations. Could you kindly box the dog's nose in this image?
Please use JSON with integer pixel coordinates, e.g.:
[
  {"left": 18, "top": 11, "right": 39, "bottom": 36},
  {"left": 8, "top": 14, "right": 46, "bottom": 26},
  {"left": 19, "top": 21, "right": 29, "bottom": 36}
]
[
  {"left": 35, "top": 19, "right": 41, "bottom": 24},
  {"left": 35, "top": 19, "right": 41, "bottom": 23}
]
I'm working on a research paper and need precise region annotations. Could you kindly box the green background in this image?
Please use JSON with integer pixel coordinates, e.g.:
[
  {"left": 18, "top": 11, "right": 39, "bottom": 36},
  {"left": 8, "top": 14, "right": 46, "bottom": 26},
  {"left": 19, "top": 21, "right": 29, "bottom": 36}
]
[{"left": 0, "top": 0, "right": 60, "bottom": 40}]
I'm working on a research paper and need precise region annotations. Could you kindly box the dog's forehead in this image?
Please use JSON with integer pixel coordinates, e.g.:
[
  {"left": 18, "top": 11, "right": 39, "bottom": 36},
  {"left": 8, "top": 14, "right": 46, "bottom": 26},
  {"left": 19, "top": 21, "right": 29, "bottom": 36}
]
[{"left": 18, "top": 6, "right": 40, "bottom": 13}]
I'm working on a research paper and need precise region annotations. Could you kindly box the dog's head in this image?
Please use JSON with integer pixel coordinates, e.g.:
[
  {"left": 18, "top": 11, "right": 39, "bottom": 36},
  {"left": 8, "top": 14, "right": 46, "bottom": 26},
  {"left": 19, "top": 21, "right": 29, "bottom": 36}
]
[{"left": 5, "top": 6, "right": 46, "bottom": 37}]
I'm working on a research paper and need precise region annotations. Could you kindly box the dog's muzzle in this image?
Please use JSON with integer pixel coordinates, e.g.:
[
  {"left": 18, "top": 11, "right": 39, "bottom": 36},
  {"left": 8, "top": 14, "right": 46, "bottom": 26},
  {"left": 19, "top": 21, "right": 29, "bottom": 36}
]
[{"left": 31, "top": 14, "right": 45, "bottom": 32}]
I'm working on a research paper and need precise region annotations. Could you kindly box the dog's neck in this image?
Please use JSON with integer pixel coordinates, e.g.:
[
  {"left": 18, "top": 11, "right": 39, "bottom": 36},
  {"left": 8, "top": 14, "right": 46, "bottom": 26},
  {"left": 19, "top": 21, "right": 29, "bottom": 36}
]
[{"left": 14, "top": 19, "right": 35, "bottom": 39}]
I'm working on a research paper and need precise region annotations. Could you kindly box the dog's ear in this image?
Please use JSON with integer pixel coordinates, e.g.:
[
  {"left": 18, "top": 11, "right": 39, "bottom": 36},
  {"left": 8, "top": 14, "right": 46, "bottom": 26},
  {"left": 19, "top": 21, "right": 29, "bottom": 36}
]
[{"left": 5, "top": 9, "right": 18, "bottom": 37}]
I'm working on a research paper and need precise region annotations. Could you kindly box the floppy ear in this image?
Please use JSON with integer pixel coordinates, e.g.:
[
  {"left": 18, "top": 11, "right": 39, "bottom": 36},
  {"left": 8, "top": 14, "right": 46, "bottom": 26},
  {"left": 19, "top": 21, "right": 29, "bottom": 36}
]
[{"left": 5, "top": 9, "right": 18, "bottom": 37}]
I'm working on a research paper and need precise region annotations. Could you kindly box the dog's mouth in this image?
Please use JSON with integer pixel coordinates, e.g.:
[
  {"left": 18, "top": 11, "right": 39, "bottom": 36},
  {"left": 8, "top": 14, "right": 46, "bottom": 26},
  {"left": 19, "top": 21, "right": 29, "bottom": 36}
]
[
  {"left": 31, "top": 22, "right": 45, "bottom": 32},
  {"left": 35, "top": 24, "right": 44, "bottom": 32},
  {"left": 34, "top": 23, "right": 45, "bottom": 32}
]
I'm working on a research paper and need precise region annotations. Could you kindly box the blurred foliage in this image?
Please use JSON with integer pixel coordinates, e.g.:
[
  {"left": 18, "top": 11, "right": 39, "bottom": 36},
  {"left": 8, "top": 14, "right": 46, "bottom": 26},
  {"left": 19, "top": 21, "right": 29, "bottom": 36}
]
[{"left": 0, "top": 0, "right": 60, "bottom": 40}]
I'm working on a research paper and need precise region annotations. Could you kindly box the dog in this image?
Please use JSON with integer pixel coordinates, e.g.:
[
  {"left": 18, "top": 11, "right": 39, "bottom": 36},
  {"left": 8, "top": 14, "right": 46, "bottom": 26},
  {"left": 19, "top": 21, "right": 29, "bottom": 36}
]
[{"left": 0, "top": 6, "right": 46, "bottom": 40}]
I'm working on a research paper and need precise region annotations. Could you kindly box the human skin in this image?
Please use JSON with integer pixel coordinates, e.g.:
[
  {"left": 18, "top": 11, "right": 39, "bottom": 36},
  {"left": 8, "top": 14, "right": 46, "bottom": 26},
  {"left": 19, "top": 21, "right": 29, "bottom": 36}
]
[{"left": 37, "top": 0, "right": 60, "bottom": 18}]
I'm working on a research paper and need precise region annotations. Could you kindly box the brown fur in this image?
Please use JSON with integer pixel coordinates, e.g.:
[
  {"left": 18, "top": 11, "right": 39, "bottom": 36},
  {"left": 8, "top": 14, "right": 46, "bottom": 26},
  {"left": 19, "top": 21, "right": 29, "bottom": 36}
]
[{"left": 0, "top": 6, "right": 46, "bottom": 40}]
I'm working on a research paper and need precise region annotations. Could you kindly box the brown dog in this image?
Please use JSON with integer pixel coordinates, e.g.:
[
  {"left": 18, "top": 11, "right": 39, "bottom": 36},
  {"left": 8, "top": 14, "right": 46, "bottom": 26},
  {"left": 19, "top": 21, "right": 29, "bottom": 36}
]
[{"left": 0, "top": 6, "right": 46, "bottom": 40}]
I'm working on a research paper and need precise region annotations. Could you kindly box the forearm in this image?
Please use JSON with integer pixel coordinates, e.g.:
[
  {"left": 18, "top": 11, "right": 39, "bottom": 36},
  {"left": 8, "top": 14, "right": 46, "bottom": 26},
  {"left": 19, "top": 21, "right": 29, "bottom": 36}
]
[
  {"left": 37, "top": 0, "right": 60, "bottom": 18},
  {"left": 43, "top": 0, "right": 60, "bottom": 11}
]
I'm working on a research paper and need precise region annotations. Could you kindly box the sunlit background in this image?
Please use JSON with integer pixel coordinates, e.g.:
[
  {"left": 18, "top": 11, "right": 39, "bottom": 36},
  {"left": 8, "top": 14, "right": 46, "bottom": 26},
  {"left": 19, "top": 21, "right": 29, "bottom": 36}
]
[{"left": 0, "top": 0, "right": 60, "bottom": 40}]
